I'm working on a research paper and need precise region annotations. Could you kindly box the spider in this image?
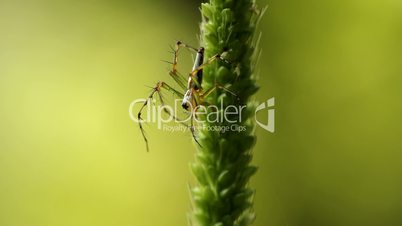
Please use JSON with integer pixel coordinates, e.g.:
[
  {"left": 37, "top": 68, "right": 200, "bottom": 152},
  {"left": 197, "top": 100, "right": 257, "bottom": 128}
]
[{"left": 137, "top": 41, "right": 236, "bottom": 151}]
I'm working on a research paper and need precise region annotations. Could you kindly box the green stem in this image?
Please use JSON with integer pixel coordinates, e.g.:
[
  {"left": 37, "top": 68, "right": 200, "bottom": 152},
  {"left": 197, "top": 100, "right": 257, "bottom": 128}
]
[{"left": 190, "top": 0, "right": 264, "bottom": 225}]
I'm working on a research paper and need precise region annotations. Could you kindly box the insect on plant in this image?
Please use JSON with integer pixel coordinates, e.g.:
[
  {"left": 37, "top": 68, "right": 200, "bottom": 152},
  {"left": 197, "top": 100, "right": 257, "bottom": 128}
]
[{"left": 137, "top": 41, "right": 236, "bottom": 151}]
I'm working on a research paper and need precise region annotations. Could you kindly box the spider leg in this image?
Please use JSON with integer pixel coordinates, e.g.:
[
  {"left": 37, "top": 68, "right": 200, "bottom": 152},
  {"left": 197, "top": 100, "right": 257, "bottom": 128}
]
[
  {"left": 172, "top": 41, "right": 198, "bottom": 74},
  {"left": 185, "top": 90, "right": 202, "bottom": 148},
  {"left": 201, "top": 84, "right": 238, "bottom": 99},
  {"left": 167, "top": 41, "right": 199, "bottom": 90},
  {"left": 189, "top": 51, "right": 229, "bottom": 77},
  {"left": 156, "top": 84, "right": 189, "bottom": 128},
  {"left": 190, "top": 109, "right": 202, "bottom": 148},
  {"left": 137, "top": 81, "right": 186, "bottom": 152}
]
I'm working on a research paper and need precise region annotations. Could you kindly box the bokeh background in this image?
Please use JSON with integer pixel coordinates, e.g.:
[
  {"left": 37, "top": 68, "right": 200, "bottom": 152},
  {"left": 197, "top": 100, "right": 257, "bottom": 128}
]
[{"left": 1, "top": 0, "right": 401, "bottom": 225}]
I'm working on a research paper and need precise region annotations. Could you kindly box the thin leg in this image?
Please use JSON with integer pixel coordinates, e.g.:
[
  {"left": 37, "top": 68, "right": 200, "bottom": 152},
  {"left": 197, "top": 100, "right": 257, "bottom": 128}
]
[
  {"left": 190, "top": 109, "right": 202, "bottom": 148},
  {"left": 201, "top": 84, "right": 238, "bottom": 99},
  {"left": 190, "top": 51, "right": 228, "bottom": 77},
  {"left": 137, "top": 81, "right": 186, "bottom": 152},
  {"left": 137, "top": 90, "right": 157, "bottom": 152},
  {"left": 169, "top": 70, "right": 187, "bottom": 91},
  {"left": 172, "top": 41, "right": 198, "bottom": 73},
  {"left": 168, "top": 41, "right": 198, "bottom": 90}
]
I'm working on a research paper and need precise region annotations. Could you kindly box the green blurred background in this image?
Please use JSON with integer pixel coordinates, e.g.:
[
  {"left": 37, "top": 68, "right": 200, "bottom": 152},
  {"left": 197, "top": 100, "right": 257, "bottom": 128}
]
[{"left": 0, "top": 0, "right": 401, "bottom": 225}]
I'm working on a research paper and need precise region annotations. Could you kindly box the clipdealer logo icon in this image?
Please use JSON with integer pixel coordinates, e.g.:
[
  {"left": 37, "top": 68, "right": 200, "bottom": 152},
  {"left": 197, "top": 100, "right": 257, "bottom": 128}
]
[{"left": 255, "top": 97, "right": 275, "bottom": 133}]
